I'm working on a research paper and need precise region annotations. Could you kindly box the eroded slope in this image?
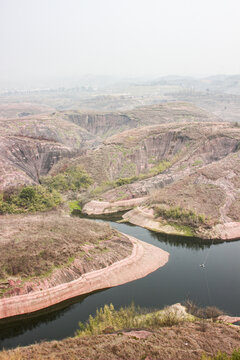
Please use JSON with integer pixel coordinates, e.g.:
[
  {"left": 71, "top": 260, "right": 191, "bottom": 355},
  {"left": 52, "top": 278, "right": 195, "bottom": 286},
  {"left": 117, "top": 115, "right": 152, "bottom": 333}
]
[
  {"left": 0, "top": 115, "right": 98, "bottom": 191},
  {"left": 0, "top": 214, "right": 132, "bottom": 298},
  {"left": 79, "top": 122, "right": 240, "bottom": 239}
]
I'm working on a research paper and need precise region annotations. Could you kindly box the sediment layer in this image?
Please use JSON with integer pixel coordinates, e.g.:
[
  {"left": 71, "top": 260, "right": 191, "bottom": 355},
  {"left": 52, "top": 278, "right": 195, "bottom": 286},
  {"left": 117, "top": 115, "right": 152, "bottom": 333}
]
[
  {"left": 0, "top": 234, "right": 169, "bottom": 320},
  {"left": 82, "top": 197, "right": 147, "bottom": 215}
]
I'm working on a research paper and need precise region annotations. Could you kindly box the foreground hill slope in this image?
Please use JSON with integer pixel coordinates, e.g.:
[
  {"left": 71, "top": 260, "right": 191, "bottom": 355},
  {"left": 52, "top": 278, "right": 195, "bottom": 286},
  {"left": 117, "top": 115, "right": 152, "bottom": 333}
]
[{"left": 1, "top": 321, "right": 240, "bottom": 360}]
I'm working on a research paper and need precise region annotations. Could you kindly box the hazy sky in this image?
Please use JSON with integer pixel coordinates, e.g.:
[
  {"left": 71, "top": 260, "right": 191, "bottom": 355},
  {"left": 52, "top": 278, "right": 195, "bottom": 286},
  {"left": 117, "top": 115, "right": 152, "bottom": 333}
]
[{"left": 0, "top": 0, "right": 240, "bottom": 87}]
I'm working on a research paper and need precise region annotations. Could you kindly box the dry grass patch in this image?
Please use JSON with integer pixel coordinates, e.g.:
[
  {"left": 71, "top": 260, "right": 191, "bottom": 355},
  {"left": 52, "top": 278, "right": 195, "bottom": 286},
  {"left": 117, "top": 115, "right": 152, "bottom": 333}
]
[
  {"left": 0, "top": 213, "right": 131, "bottom": 288},
  {"left": 1, "top": 322, "right": 240, "bottom": 360},
  {"left": 227, "top": 195, "right": 240, "bottom": 222}
]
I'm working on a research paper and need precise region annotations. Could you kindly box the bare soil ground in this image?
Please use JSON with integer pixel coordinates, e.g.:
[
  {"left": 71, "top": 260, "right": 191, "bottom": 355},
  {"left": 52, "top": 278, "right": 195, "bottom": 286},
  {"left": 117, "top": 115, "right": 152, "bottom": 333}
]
[{"left": 1, "top": 322, "right": 239, "bottom": 360}]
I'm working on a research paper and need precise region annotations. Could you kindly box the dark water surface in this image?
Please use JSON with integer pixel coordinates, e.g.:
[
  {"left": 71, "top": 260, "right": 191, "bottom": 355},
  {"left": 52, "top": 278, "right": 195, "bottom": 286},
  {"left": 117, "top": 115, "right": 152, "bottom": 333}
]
[{"left": 1, "top": 220, "right": 240, "bottom": 350}]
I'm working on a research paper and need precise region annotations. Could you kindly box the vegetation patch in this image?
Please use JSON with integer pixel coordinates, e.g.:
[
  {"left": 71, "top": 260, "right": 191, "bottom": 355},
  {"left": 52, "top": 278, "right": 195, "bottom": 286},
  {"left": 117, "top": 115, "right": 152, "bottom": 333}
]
[
  {"left": 69, "top": 200, "right": 82, "bottom": 214},
  {"left": 192, "top": 159, "right": 203, "bottom": 167},
  {"left": 0, "top": 166, "right": 93, "bottom": 215},
  {"left": 0, "top": 186, "right": 62, "bottom": 214},
  {"left": 155, "top": 205, "right": 209, "bottom": 228},
  {"left": 202, "top": 348, "right": 240, "bottom": 360},
  {"left": 41, "top": 165, "right": 93, "bottom": 192},
  {"left": 76, "top": 303, "right": 187, "bottom": 337},
  {"left": 169, "top": 222, "right": 195, "bottom": 237},
  {"left": 149, "top": 160, "right": 171, "bottom": 176}
]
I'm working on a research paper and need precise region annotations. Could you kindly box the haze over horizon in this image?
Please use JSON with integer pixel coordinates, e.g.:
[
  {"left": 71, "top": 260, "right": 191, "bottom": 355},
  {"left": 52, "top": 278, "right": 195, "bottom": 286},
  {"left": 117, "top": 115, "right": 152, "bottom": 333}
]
[{"left": 0, "top": 0, "right": 240, "bottom": 89}]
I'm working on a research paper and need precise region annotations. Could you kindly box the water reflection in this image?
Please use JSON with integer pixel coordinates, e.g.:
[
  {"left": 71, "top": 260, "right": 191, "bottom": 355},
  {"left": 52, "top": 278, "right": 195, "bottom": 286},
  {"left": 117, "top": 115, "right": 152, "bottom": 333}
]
[
  {"left": 0, "top": 290, "right": 105, "bottom": 342},
  {"left": 81, "top": 213, "right": 223, "bottom": 250},
  {"left": 149, "top": 230, "right": 220, "bottom": 250}
]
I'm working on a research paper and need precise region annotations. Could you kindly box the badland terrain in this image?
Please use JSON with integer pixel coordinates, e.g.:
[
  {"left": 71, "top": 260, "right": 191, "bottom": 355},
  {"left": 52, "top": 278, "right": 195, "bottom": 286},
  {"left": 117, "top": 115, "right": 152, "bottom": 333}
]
[{"left": 0, "top": 76, "right": 240, "bottom": 359}]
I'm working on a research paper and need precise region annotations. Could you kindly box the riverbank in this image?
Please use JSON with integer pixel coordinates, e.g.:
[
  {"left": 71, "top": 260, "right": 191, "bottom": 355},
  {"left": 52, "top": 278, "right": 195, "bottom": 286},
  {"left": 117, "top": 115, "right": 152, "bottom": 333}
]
[
  {"left": 83, "top": 200, "right": 240, "bottom": 240},
  {"left": 122, "top": 206, "right": 240, "bottom": 240},
  {"left": 0, "top": 232, "right": 169, "bottom": 320}
]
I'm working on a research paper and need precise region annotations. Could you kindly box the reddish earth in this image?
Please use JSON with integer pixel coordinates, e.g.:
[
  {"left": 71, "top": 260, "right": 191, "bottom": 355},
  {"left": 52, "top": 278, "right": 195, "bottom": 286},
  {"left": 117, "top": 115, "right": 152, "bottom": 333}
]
[
  {"left": 0, "top": 234, "right": 169, "bottom": 320},
  {"left": 80, "top": 122, "right": 240, "bottom": 240},
  {"left": 1, "top": 322, "right": 240, "bottom": 360},
  {"left": 82, "top": 197, "right": 147, "bottom": 215}
]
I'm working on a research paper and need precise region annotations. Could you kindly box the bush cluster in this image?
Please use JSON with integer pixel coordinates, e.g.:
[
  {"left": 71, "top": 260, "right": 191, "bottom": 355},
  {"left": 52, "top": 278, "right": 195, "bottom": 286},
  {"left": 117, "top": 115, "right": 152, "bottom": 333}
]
[
  {"left": 75, "top": 303, "right": 184, "bottom": 337},
  {"left": 150, "top": 160, "right": 171, "bottom": 176},
  {"left": 155, "top": 206, "right": 207, "bottom": 226},
  {"left": 0, "top": 166, "right": 93, "bottom": 214},
  {"left": 41, "top": 165, "right": 93, "bottom": 192},
  {"left": 202, "top": 348, "right": 240, "bottom": 360},
  {"left": 0, "top": 186, "right": 62, "bottom": 214}
]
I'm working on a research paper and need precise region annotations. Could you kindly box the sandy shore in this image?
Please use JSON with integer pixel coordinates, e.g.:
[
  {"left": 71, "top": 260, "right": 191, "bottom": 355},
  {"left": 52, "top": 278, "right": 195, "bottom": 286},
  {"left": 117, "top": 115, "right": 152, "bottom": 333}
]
[{"left": 0, "top": 234, "right": 169, "bottom": 320}]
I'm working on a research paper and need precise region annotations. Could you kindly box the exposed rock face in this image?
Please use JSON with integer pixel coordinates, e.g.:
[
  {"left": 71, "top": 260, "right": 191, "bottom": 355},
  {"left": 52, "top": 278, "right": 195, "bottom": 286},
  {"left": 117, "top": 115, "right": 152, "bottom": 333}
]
[
  {"left": 80, "top": 122, "right": 240, "bottom": 240},
  {"left": 53, "top": 122, "right": 239, "bottom": 185},
  {"left": 63, "top": 102, "right": 220, "bottom": 138},
  {"left": 122, "top": 207, "right": 187, "bottom": 236},
  {"left": 0, "top": 136, "right": 72, "bottom": 190},
  {"left": 58, "top": 122, "right": 239, "bottom": 207},
  {"left": 0, "top": 102, "right": 225, "bottom": 191},
  {"left": 82, "top": 197, "right": 147, "bottom": 215},
  {"left": 122, "top": 148, "right": 240, "bottom": 240},
  {"left": 0, "top": 115, "right": 99, "bottom": 191},
  {"left": 63, "top": 112, "right": 138, "bottom": 138},
  {"left": 0, "top": 234, "right": 169, "bottom": 319}
]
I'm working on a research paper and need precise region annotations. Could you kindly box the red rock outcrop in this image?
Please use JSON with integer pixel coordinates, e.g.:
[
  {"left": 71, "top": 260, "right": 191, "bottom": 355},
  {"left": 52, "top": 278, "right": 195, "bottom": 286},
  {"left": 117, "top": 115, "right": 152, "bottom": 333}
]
[{"left": 82, "top": 197, "right": 147, "bottom": 215}]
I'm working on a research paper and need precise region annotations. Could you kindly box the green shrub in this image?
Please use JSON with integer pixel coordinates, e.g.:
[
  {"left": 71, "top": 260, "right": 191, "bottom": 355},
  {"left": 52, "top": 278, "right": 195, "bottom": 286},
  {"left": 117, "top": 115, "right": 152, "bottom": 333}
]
[
  {"left": 0, "top": 185, "right": 62, "bottom": 214},
  {"left": 202, "top": 348, "right": 240, "bottom": 360},
  {"left": 150, "top": 160, "right": 171, "bottom": 176},
  {"left": 155, "top": 206, "right": 208, "bottom": 227},
  {"left": 41, "top": 165, "right": 93, "bottom": 192},
  {"left": 75, "top": 303, "right": 184, "bottom": 337},
  {"left": 114, "top": 176, "right": 139, "bottom": 187},
  {"left": 69, "top": 200, "right": 82, "bottom": 214}
]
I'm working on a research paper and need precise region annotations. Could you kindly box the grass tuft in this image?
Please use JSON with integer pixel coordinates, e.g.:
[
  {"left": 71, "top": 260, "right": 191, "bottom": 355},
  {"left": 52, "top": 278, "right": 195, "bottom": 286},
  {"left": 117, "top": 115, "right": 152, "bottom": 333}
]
[
  {"left": 202, "top": 348, "right": 240, "bottom": 360},
  {"left": 75, "top": 303, "right": 186, "bottom": 337}
]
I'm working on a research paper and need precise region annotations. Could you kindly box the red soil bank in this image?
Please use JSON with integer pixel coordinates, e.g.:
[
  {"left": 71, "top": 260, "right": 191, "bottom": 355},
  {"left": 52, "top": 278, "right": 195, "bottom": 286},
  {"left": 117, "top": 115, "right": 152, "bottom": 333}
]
[{"left": 0, "top": 234, "right": 169, "bottom": 320}]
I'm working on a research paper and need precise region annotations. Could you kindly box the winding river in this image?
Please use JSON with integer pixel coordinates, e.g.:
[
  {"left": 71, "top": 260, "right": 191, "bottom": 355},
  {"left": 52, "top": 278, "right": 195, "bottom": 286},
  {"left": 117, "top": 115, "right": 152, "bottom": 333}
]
[{"left": 1, "top": 219, "right": 240, "bottom": 350}]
